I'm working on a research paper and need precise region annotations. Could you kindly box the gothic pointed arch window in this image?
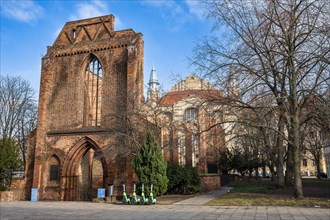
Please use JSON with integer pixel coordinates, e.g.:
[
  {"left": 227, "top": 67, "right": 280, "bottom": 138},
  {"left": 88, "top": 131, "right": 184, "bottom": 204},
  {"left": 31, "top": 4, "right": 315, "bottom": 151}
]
[{"left": 84, "top": 56, "right": 102, "bottom": 127}]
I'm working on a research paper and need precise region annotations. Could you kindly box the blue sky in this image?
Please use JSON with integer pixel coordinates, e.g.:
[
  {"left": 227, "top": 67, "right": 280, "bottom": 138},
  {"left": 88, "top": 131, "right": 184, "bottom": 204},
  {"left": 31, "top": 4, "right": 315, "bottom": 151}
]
[{"left": 0, "top": 0, "right": 213, "bottom": 98}]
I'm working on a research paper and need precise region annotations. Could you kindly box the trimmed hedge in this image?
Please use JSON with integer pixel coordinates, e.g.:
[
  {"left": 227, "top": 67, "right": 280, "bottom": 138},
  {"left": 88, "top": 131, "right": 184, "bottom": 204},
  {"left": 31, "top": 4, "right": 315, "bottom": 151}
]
[{"left": 167, "top": 163, "right": 200, "bottom": 194}]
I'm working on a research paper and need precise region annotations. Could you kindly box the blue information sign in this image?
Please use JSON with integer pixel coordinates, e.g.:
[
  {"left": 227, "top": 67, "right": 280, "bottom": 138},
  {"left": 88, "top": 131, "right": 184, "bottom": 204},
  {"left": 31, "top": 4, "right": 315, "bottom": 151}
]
[
  {"left": 97, "top": 188, "right": 106, "bottom": 198},
  {"left": 31, "top": 188, "right": 38, "bottom": 202}
]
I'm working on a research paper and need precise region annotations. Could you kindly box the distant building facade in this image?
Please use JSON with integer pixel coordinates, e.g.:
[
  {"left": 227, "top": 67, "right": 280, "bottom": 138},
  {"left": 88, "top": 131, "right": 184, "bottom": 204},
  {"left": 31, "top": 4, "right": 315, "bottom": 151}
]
[{"left": 146, "top": 73, "right": 226, "bottom": 174}]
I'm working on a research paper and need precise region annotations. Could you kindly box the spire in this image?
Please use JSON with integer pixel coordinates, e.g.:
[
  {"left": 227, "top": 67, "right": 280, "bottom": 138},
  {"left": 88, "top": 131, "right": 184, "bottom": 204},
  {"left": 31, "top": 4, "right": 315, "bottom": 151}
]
[
  {"left": 228, "top": 65, "right": 241, "bottom": 98},
  {"left": 147, "top": 66, "right": 160, "bottom": 105},
  {"left": 149, "top": 66, "right": 158, "bottom": 84}
]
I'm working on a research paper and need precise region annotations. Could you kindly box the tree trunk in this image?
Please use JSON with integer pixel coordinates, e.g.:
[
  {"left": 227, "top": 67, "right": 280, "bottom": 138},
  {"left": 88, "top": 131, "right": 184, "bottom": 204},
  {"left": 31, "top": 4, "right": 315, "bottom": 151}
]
[
  {"left": 262, "top": 165, "right": 266, "bottom": 178},
  {"left": 248, "top": 169, "right": 253, "bottom": 180},
  {"left": 317, "top": 162, "right": 321, "bottom": 179},
  {"left": 293, "top": 147, "right": 303, "bottom": 198},
  {"left": 285, "top": 144, "right": 294, "bottom": 186},
  {"left": 269, "top": 164, "right": 275, "bottom": 181},
  {"left": 271, "top": 170, "right": 276, "bottom": 181},
  {"left": 292, "top": 113, "right": 303, "bottom": 199},
  {"left": 286, "top": 24, "right": 303, "bottom": 197},
  {"left": 315, "top": 153, "right": 321, "bottom": 179},
  {"left": 276, "top": 109, "right": 285, "bottom": 187},
  {"left": 276, "top": 163, "right": 284, "bottom": 186}
]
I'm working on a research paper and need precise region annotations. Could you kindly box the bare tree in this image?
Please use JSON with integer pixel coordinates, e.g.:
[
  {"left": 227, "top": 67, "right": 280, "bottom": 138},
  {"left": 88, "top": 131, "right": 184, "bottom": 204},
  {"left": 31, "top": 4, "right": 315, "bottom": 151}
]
[
  {"left": 226, "top": 93, "right": 287, "bottom": 182},
  {"left": 300, "top": 93, "right": 330, "bottom": 178},
  {"left": 0, "top": 75, "right": 37, "bottom": 169},
  {"left": 192, "top": 0, "right": 330, "bottom": 198}
]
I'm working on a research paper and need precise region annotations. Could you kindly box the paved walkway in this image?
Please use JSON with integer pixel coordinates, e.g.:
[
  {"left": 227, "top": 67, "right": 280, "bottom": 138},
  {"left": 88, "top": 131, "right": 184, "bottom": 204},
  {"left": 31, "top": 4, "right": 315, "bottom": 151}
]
[
  {"left": 1, "top": 187, "right": 329, "bottom": 220},
  {"left": 1, "top": 201, "right": 329, "bottom": 220},
  {"left": 174, "top": 186, "right": 233, "bottom": 205}
]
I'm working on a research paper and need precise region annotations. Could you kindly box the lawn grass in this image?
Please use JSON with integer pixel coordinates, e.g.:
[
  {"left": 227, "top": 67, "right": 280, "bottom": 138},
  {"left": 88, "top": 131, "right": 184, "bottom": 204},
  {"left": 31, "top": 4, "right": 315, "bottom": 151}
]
[
  {"left": 228, "top": 181, "right": 270, "bottom": 193},
  {"left": 303, "top": 178, "right": 330, "bottom": 184},
  {"left": 208, "top": 179, "right": 330, "bottom": 208},
  {"left": 207, "top": 192, "right": 330, "bottom": 208}
]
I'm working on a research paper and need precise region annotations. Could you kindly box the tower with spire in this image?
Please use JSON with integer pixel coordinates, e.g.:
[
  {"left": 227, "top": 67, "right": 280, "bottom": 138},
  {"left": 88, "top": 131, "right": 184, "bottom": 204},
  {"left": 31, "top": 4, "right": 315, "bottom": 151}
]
[
  {"left": 227, "top": 65, "right": 241, "bottom": 98},
  {"left": 147, "top": 66, "right": 160, "bottom": 105}
]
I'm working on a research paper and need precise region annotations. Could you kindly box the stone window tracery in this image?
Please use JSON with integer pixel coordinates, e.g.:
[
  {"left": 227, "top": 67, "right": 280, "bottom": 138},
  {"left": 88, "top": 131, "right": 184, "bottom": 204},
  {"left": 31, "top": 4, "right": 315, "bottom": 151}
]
[{"left": 84, "top": 57, "right": 102, "bottom": 127}]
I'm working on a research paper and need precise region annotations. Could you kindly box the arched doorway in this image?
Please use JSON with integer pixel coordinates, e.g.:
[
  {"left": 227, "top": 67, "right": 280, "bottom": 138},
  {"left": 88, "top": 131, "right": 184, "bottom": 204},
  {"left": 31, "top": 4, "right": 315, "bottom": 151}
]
[{"left": 60, "top": 137, "right": 108, "bottom": 201}]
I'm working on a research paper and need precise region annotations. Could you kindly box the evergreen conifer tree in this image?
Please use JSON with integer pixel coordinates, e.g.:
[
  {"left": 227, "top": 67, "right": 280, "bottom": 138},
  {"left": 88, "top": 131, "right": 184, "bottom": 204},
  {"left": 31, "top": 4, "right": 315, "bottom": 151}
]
[
  {"left": 132, "top": 131, "right": 168, "bottom": 195},
  {"left": 0, "top": 136, "right": 22, "bottom": 190}
]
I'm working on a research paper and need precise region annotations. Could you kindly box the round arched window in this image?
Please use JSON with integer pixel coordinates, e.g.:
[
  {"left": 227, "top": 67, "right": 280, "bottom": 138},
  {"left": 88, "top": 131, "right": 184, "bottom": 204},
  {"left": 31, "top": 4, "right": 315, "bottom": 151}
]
[{"left": 183, "top": 108, "right": 197, "bottom": 122}]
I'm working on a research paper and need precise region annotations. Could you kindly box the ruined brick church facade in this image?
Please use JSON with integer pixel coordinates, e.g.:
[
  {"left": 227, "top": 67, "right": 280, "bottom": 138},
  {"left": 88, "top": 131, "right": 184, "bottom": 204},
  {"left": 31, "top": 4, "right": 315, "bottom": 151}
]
[{"left": 26, "top": 15, "right": 150, "bottom": 201}]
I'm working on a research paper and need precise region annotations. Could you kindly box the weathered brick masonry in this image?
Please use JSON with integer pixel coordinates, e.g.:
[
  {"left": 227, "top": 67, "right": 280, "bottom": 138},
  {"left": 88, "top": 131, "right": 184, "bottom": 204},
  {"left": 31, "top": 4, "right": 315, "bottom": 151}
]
[{"left": 27, "top": 15, "right": 149, "bottom": 201}]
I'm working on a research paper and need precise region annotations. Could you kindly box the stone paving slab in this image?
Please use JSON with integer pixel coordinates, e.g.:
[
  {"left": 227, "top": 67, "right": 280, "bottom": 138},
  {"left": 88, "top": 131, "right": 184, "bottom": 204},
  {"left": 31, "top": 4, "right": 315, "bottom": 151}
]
[
  {"left": 174, "top": 186, "right": 233, "bottom": 205},
  {"left": 1, "top": 201, "right": 329, "bottom": 220}
]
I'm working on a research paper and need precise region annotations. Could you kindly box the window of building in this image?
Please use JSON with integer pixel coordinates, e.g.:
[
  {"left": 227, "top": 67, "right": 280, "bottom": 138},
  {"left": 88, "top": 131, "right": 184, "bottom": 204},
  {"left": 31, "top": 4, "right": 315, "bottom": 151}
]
[
  {"left": 183, "top": 108, "right": 197, "bottom": 122},
  {"left": 303, "top": 159, "right": 307, "bottom": 167},
  {"left": 178, "top": 135, "right": 186, "bottom": 166},
  {"left": 207, "top": 163, "right": 218, "bottom": 174},
  {"left": 49, "top": 156, "right": 60, "bottom": 181},
  {"left": 50, "top": 165, "right": 59, "bottom": 181},
  {"left": 84, "top": 57, "right": 102, "bottom": 127},
  {"left": 192, "top": 134, "right": 199, "bottom": 167}
]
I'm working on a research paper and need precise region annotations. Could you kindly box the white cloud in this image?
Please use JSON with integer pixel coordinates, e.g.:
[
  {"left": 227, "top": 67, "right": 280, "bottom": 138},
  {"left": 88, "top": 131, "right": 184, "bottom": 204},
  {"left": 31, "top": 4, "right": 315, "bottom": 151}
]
[
  {"left": 1, "top": 0, "right": 43, "bottom": 23},
  {"left": 140, "top": 0, "right": 186, "bottom": 31},
  {"left": 140, "top": 0, "right": 176, "bottom": 8},
  {"left": 140, "top": 0, "right": 206, "bottom": 31},
  {"left": 185, "top": 0, "right": 207, "bottom": 21},
  {"left": 141, "top": 0, "right": 183, "bottom": 17},
  {"left": 69, "top": 1, "right": 124, "bottom": 30},
  {"left": 53, "top": 27, "right": 63, "bottom": 39},
  {"left": 114, "top": 16, "right": 124, "bottom": 30},
  {"left": 69, "top": 0, "right": 110, "bottom": 21}
]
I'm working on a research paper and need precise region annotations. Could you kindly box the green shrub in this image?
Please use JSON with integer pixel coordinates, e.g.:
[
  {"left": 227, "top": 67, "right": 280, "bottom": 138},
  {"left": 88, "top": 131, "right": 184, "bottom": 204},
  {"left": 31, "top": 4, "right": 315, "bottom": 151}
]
[
  {"left": 0, "top": 184, "right": 7, "bottom": 191},
  {"left": 0, "top": 136, "right": 22, "bottom": 189},
  {"left": 167, "top": 163, "right": 200, "bottom": 194},
  {"left": 132, "top": 131, "right": 168, "bottom": 196}
]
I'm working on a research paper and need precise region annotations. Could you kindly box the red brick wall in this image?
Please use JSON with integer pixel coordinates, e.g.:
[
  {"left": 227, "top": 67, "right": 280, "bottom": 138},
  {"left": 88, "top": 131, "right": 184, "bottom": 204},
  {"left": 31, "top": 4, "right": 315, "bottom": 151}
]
[
  {"left": 199, "top": 175, "right": 220, "bottom": 192},
  {"left": 0, "top": 179, "right": 27, "bottom": 201},
  {"left": 44, "top": 187, "right": 60, "bottom": 200},
  {"left": 27, "top": 15, "right": 149, "bottom": 201},
  {"left": 11, "top": 178, "right": 26, "bottom": 190},
  {"left": 0, "top": 190, "right": 26, "bottom": 201}
]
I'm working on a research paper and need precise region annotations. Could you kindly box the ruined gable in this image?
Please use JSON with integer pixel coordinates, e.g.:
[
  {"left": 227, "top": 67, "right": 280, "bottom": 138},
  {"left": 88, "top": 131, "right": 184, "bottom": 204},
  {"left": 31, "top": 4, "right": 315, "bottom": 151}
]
[{"left": 27, "top": 15, "right": 147, "bottom": 201}]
